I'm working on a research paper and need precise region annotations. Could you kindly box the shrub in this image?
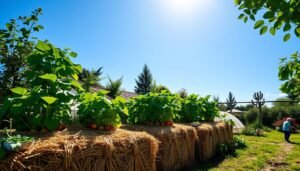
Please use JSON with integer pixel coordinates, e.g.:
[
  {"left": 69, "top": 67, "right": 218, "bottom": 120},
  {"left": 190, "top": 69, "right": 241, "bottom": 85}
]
[
  {"left": 0, "top": 41, "right": 83, "bottom": 131},
  {"left": 233, "top": 136, "right": 247, "bottom": 149},
  {"left": 177, "top": 95, "right": 219, "bottom": 123},
  {"left": 78, "top": 90, "right": 128, "bottom": 130},
  {"left": 127, "top": 91, "right": 180, "bottom": 125},
  {"left": 216, "top": 143, "right": 236, "bottom": 157}
]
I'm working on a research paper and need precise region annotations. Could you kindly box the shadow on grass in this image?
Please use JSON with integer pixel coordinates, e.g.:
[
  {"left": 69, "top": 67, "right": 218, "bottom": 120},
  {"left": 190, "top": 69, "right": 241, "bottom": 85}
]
[{"left": 184, "top": 154, "right": 239, "bottom": 171}]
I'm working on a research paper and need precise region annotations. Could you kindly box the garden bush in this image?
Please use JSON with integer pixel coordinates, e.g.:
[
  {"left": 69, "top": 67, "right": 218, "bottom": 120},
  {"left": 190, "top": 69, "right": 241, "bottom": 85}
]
[
  {"left": 77, "top": 90, "right": 128, "bottom": 130},
  {"left": 0, "top": 41, "right": 83, "bottom": 131},
  {"left": 127, "top": 91, "right": 180, "bottom": 125},
  {"left": 177, "top": 94, "right": 219, "bottom": 123}
]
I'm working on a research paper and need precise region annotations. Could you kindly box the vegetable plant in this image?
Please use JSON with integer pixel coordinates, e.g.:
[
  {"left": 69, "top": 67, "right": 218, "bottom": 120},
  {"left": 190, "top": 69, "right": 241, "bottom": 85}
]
[
  {"left": 177, "top": 95, "right": 219, "bottom": 122},
  {"left": 0, "top": 128, "right": 34, "bottom": 152},
  {"left": 0, "top": 41, "right": 83, "bottom": 131},
  {"left": 127, "top": 91, "right": 180, "bottom": 125},
  {"left": 78, "top": 90, "right": 128, "bottom": 131}
]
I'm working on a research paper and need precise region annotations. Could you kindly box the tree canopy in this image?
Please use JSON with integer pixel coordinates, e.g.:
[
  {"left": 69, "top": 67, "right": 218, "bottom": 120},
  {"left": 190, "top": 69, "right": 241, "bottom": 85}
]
[
  {"left": 234, "top": 0, "right": 300, "bottom": 41},
  {"left": 134, "top": 64, "right": 153, "bottom": 94}
]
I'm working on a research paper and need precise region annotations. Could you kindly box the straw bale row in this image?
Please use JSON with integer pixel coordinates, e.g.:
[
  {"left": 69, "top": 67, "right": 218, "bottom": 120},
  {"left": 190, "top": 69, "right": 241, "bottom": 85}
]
[
  {"left": 0, "top": 122, "right": 233, "bottom": 171},
  {"left": 0, "top": 130, "right": 158, "bottom": 171}
]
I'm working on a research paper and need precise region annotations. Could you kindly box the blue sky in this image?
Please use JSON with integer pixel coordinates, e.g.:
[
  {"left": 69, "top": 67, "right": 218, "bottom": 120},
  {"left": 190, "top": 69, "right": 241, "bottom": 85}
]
[{"left": 1, "top": 0, "right": 299, "bottom": 103}]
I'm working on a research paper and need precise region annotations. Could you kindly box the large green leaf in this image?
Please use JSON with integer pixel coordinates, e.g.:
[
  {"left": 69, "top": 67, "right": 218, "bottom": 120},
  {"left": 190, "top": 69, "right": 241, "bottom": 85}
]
[
  {"left": 39, "top": 74, "right": 57, "bottom": 82},
  {"left": 10, "top": 87, "right": 27, "bottom": 95},
  {"left": 41, "top": 96, "right": 58, "bottom": 105},
  {"left": 44, "top": 117, "right": 60, "bottom": 131},
  {"left": 283, "top": 33, "right": 291, "bottom": 42},
  {"left": 36, "top": 40, "right": 51, "bottom": 51},
  {"left": 71, "top": 80, "right": 83, "bottom": 90},
  {"left": 260, "top": 26, "right": 268, "bottom": 35},
  {"left": 69, "top": 52, "right": 77, "bottom": 58},
  {"left": 254, "top": 20, "right": 264, "bottom": 29}
]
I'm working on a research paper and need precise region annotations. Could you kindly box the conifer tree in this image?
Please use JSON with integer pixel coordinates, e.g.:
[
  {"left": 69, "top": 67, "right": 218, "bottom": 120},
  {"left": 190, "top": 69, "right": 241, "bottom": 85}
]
[{"left": 134, "top": 64, "right": 153, "bottom": 94}]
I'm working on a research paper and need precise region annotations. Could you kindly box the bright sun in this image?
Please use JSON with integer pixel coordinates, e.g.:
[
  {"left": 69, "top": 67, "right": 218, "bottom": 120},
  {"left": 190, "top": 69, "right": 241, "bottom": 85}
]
[{"left": 158, "top": 0, "right": 213, "bottom": 18}]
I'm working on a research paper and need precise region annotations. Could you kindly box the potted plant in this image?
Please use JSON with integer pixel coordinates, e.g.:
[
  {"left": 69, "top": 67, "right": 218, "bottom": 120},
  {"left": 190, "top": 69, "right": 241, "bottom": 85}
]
[{"left": 0, "top": 128, "right": 34, "bottom": 152}]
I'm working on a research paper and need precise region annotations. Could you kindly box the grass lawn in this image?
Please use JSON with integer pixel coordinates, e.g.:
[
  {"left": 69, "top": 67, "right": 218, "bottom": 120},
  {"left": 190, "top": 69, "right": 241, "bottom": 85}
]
[{"left": 189, "top": 131, "right": 300, "bottom": 171}]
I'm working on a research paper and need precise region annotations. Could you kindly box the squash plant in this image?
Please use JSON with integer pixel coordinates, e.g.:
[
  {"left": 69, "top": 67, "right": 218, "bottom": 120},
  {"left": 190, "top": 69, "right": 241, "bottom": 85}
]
[
  {"left": 0, "top": 41, "right": 83, "bottom": 131},
  {"left": 78, "top": 90, "right": 128, "bottom": 131},
  {"left": 177, "top": 95, "right": 219, "bottom": 123},
  {"left": 127, "top": 91, "right": 180, "bottom": 126}
]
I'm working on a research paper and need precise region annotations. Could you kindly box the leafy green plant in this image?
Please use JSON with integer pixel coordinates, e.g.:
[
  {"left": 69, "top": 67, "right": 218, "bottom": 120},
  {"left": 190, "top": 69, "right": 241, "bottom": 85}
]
[
  {"left": 0, "top": 41, "right": 83, "bottom": 131},
  {"left": 78, "top": 90, "right": 128, "bottom": 130},
  {"left": 128, "top": 91, "right": 180, "bottom": 125},
  {"left": 177, "top": 94, "right": 205, "bottom": 122},
  {"left": 216, "top": 143, "right": 236, "bottom": 157},
  {"left": 233, "top": 136, "right": 247, "bottom": 149},
  {"left": 177, "top": 95, "right": 219, "bottom": 123}
]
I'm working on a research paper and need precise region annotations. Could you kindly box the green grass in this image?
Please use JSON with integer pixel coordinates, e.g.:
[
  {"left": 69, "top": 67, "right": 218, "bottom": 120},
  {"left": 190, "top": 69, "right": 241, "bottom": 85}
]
[{"left": 188, "top": 131, "right": 300, "bottom": 171}]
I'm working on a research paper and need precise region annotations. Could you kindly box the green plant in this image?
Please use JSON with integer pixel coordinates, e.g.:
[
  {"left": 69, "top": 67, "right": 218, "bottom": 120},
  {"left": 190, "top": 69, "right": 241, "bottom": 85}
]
[
  {"left": 80, "top": 68, "right": 103, "bottom": 92},
  {"left": 0, "top": 41, "right": 83, "bottom": 131},
  {"left": 177, "top": 94, "right": 204, "bottom": 122},
  {"left": 0, "top": 8, "right": 43, "bottom": 102},
  {"left": 128, "top": 91, "right": 180, "bottom": 125},
  {"left": 134, "top": 64, "right": 153, "bottom": 94},
  {"left": 226, "top": 91, "right": 237, "bottom": 113},
  {"left": 105, "top": 76, "right": 123, "bottom": 98},
  {"left": 216, "top": 143, "right": 236, "bottom": 157},
  {"left": 78, "top": 90, "right": 128, "bottom": 130},
  {"left": 233, "top": 136, "right": 247, "bottom": 149}
]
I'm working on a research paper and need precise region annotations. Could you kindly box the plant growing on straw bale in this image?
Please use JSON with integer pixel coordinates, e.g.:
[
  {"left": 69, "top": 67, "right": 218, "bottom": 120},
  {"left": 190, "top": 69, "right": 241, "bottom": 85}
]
[
  {"left": 0, "top": 41, "right": 83, "bottom": 131},
  {"left": 177, "top": 95, "right": 219, "bottom": 123},
  {"left": 78, "top": 90, "right": 128, "bottom": 131},
  {"left": 127, "top": 91, "right": 180, "bottom": 126}
]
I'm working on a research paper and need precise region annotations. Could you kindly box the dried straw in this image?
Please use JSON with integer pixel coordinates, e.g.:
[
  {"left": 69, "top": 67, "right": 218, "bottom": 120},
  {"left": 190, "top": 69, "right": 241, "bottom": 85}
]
[
  {"left": 0, "top": 129, "right": 158, "bottom": 171},
  {"left": 122, "top": 124, "right": 197, "bottom": 171},
  {"left": 194, "top": 122, "right": 233, "bottom": 161}
]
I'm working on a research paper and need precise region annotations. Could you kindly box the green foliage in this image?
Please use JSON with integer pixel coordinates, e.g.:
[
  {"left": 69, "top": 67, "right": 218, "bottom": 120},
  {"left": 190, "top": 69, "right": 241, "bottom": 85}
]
[
  {"left": 105, "top": 76, "right": 123, "bottom": 98},
  {"left": 0, "top": 148, "right": 6, "bottom": 160},
  {"left": 226, "top": 91, "right": 237, "bottom": 112},
  {"left": 152, "top": 85, "right": 170, "bottom": 93},
  {"left": 0, "top": 41, "right": 83, "bottom": 131},
  {"left": 279, "top": 52, "right": 300, "bottom": 100},
  {"left": 233, "top": 136, "right": 247, "bottom": 148},
  {"left": 0, "top": 8, "right": 43, "bottom": 101},
  {"left": 178, "top": 95, "right": 219, "bottom": 122},
  {"left": 127, "top": 91, "right": 180, "bottom": 124},
  {"left": 235, "top": 0, "right": 300, "bottom": 40},
  {"left": 134, "top": 64, "right": 153, "bottom": 94},
  {"left": 177, "top": 88, "right": 188, "bottom": 98},
  {"left": 0, "top": 134, "right": 34, "bottom": 144},
  {"left": 77, "top": 90, "right": 128, "bottom": 127},
  {"left": 79, "top": 67, "right": 103, "bottom": 92},
  {"left": 216, "top": 143, "right": 236, "bottom": 157}
]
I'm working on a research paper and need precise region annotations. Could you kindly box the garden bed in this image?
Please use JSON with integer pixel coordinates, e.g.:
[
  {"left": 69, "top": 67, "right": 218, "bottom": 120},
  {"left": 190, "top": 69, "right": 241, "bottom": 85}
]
[
  {"left": 121, "top": 124, "right": 197, "bottom": 171},
  {"left": 0, "top": 129, "right": 158, "bottom": 171},
  {"left": 194, "top": 122, "right": 233, "bottom": 161}
]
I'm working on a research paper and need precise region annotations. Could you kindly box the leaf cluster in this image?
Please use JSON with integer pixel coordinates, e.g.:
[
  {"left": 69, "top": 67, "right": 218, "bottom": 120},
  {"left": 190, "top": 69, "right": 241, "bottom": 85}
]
[
  {"left": 0, "top": 41, "right": 83, "bottom": 131},
  {"left": 78, "top": 90, "right": 128, "bottom": 127},
  {"left": 127, "top": 91, "right": 180, "bottom": 124},
  {"left": 235, "top": 0, "right": 300, "bottom": 41}
]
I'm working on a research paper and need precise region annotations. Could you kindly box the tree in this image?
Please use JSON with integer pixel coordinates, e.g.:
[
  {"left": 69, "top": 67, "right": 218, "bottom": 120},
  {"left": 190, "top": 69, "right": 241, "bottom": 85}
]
[
  {"left": 79, "top": 67, "right": 103, "bottom": 92},
  {"left": 0, "top": 8, "right": 43, "bottom": 101},
  {"left": 152, "top": 85, "right": 171, "bottom": 93},
  {"left": 279, "top": 52, "right": 300, "bottom": 100},
  {"left": 234, "top": 0, "right": 300, "bottom": 41},
  {"left": 226, "top": 91, "right": 237, "bottom": 113},
  {"left": 134, "top": 64, "right": 153, "bottom": 94},
  {"left": 178, "top": 88, "right": 188, "bottom": 98},
  {"left": 234, "top": 0, "right": 300, "bottom": 100},
  {"left": 105, "top": 76, "right": 123, "bottom": 98}
]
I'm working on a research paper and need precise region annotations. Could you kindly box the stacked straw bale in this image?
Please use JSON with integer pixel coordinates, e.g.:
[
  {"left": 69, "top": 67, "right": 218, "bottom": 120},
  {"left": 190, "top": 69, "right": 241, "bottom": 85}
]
[
  {"left": 122, "top": 124, "right": 197, "bottom": 171},
  {"left": 194, "top": 122, "right": 233, "bottom": 161},
  {"left": 0, "top": 129, "right": 158, "bottom": 171}
]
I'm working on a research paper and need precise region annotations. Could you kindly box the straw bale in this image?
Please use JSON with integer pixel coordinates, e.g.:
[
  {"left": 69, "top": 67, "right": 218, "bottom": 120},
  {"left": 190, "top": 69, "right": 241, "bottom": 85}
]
[
  {"left": 122, "top": 124, "right": 197, "bottom": 171},
  {"left": 194, "top": 122, "right": 233, "bottom": 161},
  {"left": 0, "top": 129, "right": 158, "bottom": 171}
]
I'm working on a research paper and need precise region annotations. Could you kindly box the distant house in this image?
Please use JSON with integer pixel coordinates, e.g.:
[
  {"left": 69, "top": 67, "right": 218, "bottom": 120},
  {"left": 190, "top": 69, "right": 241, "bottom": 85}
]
[
  {"left": 120, "top": 91, "right": 138, "bottom": 100},
  {"left": 226, "top": 109, "right": 244, "bottom": 118}
]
